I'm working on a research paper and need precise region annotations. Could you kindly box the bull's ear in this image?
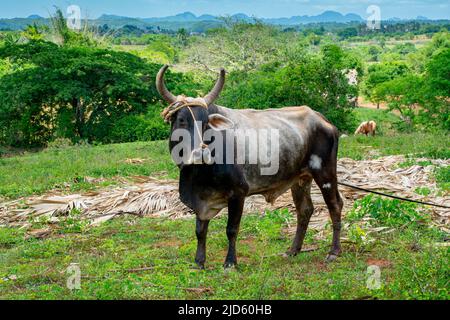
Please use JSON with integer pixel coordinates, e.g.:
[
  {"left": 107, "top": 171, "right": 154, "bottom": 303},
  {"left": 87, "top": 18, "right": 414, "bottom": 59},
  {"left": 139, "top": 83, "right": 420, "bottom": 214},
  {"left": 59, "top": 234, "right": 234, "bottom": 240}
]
[{"left": 208, "top": 114, "right": 234, "bottom": 131}]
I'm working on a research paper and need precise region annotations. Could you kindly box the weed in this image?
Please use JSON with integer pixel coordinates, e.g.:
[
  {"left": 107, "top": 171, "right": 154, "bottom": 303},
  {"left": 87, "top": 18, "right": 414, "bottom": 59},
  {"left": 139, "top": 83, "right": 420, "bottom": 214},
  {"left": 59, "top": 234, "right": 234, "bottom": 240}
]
[
  {"left": 58, "top": 208, "right": 90, "bottom": 234},
  {"left": 347, "top": 194, "right": 431, "bottom": 227},
  {"left": 434, "top": 166, "right": 450, "bottom": 191},
  {"left": 0, "top": 214, "right": 447, "bottom": 299},
  {"left": 415, "top": 187, "right": 432, "bottom": 196},
  {"left": 255, "top": 209, "right": 291, "bottom": 241}
]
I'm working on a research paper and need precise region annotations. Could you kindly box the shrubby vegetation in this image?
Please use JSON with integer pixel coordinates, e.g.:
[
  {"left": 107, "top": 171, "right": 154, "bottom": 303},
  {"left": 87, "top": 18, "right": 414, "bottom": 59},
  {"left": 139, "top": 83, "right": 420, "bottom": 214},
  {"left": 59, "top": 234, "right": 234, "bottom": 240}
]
[
  {"left": 0, "top": 40, "right": 197, "bottom": 146},
  {"left": 218, "top": 43, "right": 360, "bottom": 131},
  {"left": 0, "top": 11, "right": 198, "bottom": 147},
  {"left": 0, "top": 9, "right": 448, "bottom": 147},
  {"left": 367, "top": 33, "right": 450, "bottom": 131},
  {"left": 0, "top": 11, "right": 448, "bottom": 300}
]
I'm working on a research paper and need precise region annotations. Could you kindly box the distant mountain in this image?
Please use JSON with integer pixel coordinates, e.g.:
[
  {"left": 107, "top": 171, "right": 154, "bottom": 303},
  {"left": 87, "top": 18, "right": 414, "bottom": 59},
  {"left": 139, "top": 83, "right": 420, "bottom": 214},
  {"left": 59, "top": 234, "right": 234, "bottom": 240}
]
[
  {"left": 344, "top": 13, "right": 364, "bottom": 22},
  {"left": 142, "top": 11, "right": 218, "bottom": 23},
  {"left": 198, "top": 14, "right": 217, "bottom": 21},
  {"left": 386, "top": 16, "right": 430, "bottom": 22},
  {"left": 230, "top": 13, "right": 254, "bottom": 22},
  {"left": 264, "top": 10, "right": 363, "bottom": 25},
  {"left": 27, "top": 14, "right": 44, "bottom": 19},
  {"left": 98, "top": 14, "right": 130, "bottom": 20},
  {"left": 0, "top": 11, "right": 445, "bottom": 32},
  {"left": 95, "top": 15, "right": 149, "bottom": 29}
]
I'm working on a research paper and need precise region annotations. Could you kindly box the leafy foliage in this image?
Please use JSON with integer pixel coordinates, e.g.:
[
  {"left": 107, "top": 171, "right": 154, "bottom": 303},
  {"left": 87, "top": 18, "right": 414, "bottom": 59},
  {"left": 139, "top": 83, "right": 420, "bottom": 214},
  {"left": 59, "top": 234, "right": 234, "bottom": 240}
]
[
  {"left": 220, "top": 44, "right": 360, "bottom": 132},
  {"left": 0, "top": 40, "right": 194, "bottom": 146},
  {"left": 347, "top": 195, "right": 430, "bottom": 227},
  {"left": 363, "top": 32, "right": 450, "bottom": 131}
]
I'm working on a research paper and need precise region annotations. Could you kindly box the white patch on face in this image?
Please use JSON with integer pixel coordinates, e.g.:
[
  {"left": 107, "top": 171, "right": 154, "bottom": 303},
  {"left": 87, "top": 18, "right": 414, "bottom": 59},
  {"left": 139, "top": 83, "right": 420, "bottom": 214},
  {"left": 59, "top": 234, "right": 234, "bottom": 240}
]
[
  {"left": 322, "top": 183, "right": 332, "bottom": 189},
  {"left": 309, "top": 154, "right": 322, "bottom": 170}
]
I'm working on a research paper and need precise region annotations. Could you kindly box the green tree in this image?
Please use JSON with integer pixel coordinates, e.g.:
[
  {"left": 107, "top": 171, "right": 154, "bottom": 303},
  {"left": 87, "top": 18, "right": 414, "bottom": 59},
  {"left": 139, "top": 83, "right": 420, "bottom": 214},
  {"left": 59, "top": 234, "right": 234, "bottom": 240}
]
[
  {"left": 408, "top": 31, "right": 450, "bottom": 73},
  {"left": 0, "top": 40, "right": 194, "bottom": 146},
  {"left": 364, "top": 61, "right": 409, "bottom": 108},
  {"left": 21, "top": 24, "right": 45, "bottom": 41},
  {"left": 421, "top": 48, "right": 450, "bottom": 130},
  {"left": 374, "top": 74, "right": 424, "bottom": 128},
  {"left": 220, "top": 44, "right": 359, "bottom": 132},
  {"left": 374, "top": 49, "right": 449, "bottom": 131},
  {"left": 176, "top": 28, "right": 189, "bottom": 47},
  {"left": 184, "top": 22, "right": 288, "bottom": 74}
]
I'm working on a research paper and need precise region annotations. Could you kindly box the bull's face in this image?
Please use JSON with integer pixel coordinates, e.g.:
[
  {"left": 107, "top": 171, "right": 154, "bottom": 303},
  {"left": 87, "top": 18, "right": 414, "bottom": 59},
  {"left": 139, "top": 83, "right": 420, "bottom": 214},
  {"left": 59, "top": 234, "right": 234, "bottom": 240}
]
[{"left": 156, "top": 65, "right": 234, "bottom": 167}]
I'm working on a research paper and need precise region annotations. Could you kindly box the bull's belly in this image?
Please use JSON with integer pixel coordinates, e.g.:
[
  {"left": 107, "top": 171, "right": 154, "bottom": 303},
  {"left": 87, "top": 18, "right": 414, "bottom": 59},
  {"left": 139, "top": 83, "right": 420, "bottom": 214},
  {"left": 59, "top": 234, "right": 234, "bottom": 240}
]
[
  {"left": 244, "top": 162, "right": 311, "bottom": 204},
  {"left": 196, "top": 174, "right": 309, "bottom": 221},
  {"left": 248, "top": 176, "right": 300, "bottom": 205}
]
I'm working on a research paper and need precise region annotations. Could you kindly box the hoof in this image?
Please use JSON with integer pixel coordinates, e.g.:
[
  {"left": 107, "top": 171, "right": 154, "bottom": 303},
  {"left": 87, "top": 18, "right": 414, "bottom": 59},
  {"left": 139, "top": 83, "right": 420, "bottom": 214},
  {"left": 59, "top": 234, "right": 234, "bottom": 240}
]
[
  {"left": 283, "top": 250, "right": 298, "bottom": 258},
  {"left": 224, "top": 262, "right": 237, "bottom": 269},
  {"left": 325, "top": 254, "right": 338, "bottom": 263},
  {"left": 194, "top": 262, "right": 205, "bottom": 270}
]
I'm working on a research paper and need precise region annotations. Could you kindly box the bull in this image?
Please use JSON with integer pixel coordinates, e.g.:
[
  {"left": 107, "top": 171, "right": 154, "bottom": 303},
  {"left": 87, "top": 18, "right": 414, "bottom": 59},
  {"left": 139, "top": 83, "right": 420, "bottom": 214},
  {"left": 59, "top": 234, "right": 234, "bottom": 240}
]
[{"left": 156, "top": 65, "right": 343, "bottom": 269}]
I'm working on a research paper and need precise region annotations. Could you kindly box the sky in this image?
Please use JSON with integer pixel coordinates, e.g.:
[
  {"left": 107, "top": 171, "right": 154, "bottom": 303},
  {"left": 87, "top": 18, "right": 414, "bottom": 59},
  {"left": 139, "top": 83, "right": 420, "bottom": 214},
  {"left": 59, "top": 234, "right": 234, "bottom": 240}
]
[{"left": 0, "top": 0, "right": 449, "bottom": 20}]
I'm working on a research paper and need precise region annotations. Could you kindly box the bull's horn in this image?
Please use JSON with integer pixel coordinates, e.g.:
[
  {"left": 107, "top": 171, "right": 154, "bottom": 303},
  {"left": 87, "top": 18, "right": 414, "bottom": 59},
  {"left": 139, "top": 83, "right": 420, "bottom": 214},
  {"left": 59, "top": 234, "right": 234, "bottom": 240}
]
[
  {"left": 156, "top": 65, "right": 177, "bottom": 104},
  {"left": 204, "top": 68, "right": 226, "bottom": 106}
]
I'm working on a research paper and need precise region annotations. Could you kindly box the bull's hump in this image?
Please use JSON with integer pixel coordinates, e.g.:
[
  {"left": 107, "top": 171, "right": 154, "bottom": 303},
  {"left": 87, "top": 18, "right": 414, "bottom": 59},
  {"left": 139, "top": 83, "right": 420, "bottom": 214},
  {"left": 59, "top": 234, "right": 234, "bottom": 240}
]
[
  {"left": 217, "top": 105, "right": 313, "bottom": 116},
  {"left": 216, "top": 105, "right": 316, "bottom": 130}
]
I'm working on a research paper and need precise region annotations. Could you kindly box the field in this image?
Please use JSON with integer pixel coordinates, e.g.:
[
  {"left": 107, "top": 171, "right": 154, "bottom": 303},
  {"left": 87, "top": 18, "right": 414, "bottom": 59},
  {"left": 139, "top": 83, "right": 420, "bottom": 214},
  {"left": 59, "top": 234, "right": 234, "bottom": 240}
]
[
  {"left": 0, "top": 10, "right": 449, "bottom": 300},
  {"left": 0, "top": 108, "right": 448, "bottom": 200},
  {"left": 0, "top": 132, "right": 448, "bottom": 200},
  {"left": 0, "top": 213, "right": 447, "bottom": 299},
  {"left": 0, "top": 108, "right": 449, "bottom": 299}
]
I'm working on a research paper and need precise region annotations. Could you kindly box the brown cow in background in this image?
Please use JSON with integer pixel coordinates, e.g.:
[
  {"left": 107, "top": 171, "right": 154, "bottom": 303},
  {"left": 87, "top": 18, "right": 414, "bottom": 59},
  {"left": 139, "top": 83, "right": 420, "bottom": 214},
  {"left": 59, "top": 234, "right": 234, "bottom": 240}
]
[{"left": 355, "top": 121, "right": 377, "bottom": 136}]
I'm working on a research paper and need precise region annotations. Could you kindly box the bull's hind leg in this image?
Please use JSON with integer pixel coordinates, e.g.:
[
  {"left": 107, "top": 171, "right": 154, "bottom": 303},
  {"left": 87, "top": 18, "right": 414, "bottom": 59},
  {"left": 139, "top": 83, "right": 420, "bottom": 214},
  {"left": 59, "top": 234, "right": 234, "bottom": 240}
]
[
  {"left": 286, "top": 179, "right": 314, "bottom": 256},
  {"left": 312, "top": 170, "right": 343, "bottom": 262}
]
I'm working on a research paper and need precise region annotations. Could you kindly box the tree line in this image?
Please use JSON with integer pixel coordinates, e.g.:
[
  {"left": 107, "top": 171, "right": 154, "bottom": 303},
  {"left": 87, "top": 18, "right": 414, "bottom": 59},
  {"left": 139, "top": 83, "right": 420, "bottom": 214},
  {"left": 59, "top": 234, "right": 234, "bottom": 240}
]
[{"left": 0, "top": 10, "right": 448, "bottom": 147}]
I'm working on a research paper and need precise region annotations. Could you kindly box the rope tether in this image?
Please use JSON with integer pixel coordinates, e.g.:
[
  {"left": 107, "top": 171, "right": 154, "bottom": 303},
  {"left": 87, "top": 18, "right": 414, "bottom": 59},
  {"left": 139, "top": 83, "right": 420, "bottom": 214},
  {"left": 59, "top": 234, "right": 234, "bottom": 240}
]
[{"left": 338, "top": 181, "right": 450, "bottom": 209}]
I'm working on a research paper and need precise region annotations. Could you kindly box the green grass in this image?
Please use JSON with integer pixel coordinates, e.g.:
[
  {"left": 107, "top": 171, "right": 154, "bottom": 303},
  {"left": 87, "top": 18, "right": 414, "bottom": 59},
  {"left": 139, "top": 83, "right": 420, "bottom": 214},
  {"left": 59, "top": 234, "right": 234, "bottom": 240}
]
[
  {"left": 0, "top": 132, "right": 448, "bottom": 200},
  {"left": 352, "top": 108, "right": 401, "bottom": 135},
  {"left": 0, "top": 141, "right": 177, "bottom": 200},
  {"left": 0, "top": 202, "right": 448, "bottom": 300},
  {"left": 0, "top": 116, "right": 448, "bottom": 299},
  {"left": 338, "top": 133, "right": 450, "bottom": 160},
  {"left": 435, "top": 166, "right": 450, "bottom": 192}
]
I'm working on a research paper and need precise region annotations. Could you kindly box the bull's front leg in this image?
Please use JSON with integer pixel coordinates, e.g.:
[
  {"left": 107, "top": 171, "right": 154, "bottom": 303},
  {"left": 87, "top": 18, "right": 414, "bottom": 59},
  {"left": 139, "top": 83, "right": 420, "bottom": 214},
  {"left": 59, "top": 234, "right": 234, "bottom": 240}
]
[
  {"left": 224, "top": 196, "right": 245, "bottom": 268},
  {"left": 195, "top": 217, "right": 210, "bottom": 269}
]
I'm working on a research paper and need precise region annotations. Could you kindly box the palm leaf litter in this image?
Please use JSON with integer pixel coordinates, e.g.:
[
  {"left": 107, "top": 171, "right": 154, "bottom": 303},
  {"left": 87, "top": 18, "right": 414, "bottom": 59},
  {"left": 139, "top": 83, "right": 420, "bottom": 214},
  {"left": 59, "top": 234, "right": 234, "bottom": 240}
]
[{"left": 0, "top": 155, "right": 448, "bottom": 234}]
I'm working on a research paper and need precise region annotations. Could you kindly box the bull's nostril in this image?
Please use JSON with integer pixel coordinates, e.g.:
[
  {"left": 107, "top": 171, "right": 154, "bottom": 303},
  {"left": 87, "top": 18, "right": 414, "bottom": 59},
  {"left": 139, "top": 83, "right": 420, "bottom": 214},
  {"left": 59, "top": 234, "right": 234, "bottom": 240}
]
[
  {"left": 191, "top": 149, "right": 203, "bottom": 164},
  {"left": 189, "top": 148, "right": 213, "bottom": 165},
  {"left": 203, "top": 149, "right": 213, "bottom": 165}
]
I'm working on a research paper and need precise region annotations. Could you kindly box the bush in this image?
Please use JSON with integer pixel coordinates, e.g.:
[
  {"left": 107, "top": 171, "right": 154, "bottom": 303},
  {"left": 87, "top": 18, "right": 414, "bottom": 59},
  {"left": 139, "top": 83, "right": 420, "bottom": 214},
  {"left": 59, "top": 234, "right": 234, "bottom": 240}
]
[
  {"left": 434, "top": 166, "right": 450, "bottom": 191},
  {"left": 0, "top": 40, "right": 196, "bottom": 147},
  {"left": 347, "top": 194, "right": 430, "bottom": 227},
  {"left": 220, "top": 44, "right": 360, "bottom": 132},
  {"left": 110, "top": 108, "right": 170, "bottom": 143},
  {"left": 46, "top": 138, "right": 73, "bottom": 150}
]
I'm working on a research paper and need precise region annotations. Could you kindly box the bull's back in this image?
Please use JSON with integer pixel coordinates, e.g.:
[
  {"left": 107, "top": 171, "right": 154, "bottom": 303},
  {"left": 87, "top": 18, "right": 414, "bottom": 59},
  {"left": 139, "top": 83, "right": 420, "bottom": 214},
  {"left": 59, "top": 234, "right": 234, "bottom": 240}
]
[{"left": 216, "top": 106, "right": 336, "bottom": 200}]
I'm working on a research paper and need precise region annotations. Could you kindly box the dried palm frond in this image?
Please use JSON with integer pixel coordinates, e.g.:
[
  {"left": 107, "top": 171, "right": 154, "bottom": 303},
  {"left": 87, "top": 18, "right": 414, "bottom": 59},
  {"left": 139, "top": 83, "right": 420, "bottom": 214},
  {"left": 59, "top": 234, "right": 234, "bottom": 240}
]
[{"left": 0, "top": 156, "right": 448, "bottom": 233}]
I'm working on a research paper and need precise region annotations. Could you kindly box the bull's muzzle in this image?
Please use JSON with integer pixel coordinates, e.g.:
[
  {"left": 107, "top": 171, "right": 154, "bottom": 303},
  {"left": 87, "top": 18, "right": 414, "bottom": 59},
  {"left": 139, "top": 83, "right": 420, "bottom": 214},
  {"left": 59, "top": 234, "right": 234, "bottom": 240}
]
[{"left": 187, "top": 147, "right": 213, "bottom": 165}]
